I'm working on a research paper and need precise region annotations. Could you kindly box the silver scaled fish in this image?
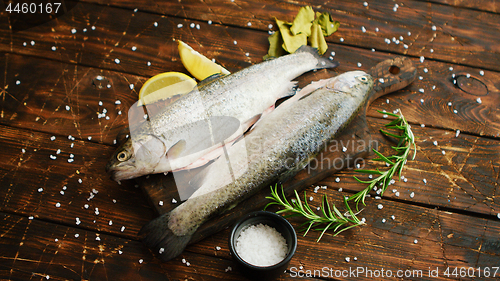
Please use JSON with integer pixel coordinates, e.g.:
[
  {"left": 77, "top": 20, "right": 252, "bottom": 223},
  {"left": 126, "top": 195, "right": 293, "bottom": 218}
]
[
  {"left": 106, "top": 46, "right": 338, "bottom": 182},
  {"left": 139, "top": 70, "right": 374, "bottom": 261}
]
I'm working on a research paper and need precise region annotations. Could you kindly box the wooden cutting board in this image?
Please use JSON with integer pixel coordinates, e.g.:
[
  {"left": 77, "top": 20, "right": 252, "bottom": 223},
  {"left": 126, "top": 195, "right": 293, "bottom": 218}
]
[{"left": 136, "top": 56, "right": 417, "bottom": 245}]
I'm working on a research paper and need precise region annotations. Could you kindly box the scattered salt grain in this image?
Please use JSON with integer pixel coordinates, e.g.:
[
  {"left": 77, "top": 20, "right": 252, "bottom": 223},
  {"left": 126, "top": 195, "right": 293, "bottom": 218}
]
[
  {"left": 345, "top": 257, "right": 351, "bottom": 262},
  {"left": 479, "top": 70, "right": 484, "bottom": 76},
  {"left": 382, "top": 218, "right": 386, "bottom": 223},
  {"left": 225, "top": 266, "right": 232, "bottom": 272},
  {"left": 154, "top": 22, "right": 158, "bottom": 27},
  {"left": 361, "top": 26, "right": 366, "bottom": 33},
  {"left": 51, "top": 46, "right": 57, "bottom": 51},
  {"left": 335, "top": 177, "right": 340, "bottom": 183},
  {"left": 357, "top": 62, "right": 362, "bottom": 67},
  {"left": 114, "top": 58, "right": 121, "bottom": 64},
  {"left": 233, "top": 40, "right": 237, "bottom": 45},
  {"left": 420, "top": 56, "right": 425, "bottom": 63},
  {"left": 340, "top": 37, "right": 344, "bottom": 42},
  {"left": 379, "top": 78, "right": 385, "bottom": 83},
  {"left": 377, "top": 204, "right": 383, "bottom": 210},
  {"left": 423, "top": 178, "right": 427, "bottom": 184},
  {"left": 139, "top": 259, "right": 143, "bottom": 264},
  {"left": 121, "top": 226, "right": 125, "bottom": 232},
  {"left": 172, "top": 198, "right": 177, "bottom": 204},
  {"left": 129, "top": 84, "right": 134, "bottom": 90},
  {"left": 216, "top": 246, "right": 221, "bottom": 251},
  {"left": 391, "top": 215, "right": 396, "bottom": 220},
  {"left": 235, "top": 223, "right": 287, "bottom": 266},
  {"left": 363, "top": 2, "right": 368, "bottom": 7},
  {"left": 55, "top": 202, "right": 61, "bottom": 208},
  {"left": 442, "top": 150, "right": 446, "bottom": 155},
  {"left": 84, "top": 204, "right": 89, "bottom": 209},
  {"left": 28, "top": 216, "right": 33, "bottom": 220},
  {"left": 71, "top": 28, "right": 77, "bottom": 34},
  {"left": 50, "top": 155, "right": 57, "bottom": 160},
  {"left": 96, "top": 236, "right": 101, "bottom": 241},
  {"left": 147, "top": 61, "right": 151, "bottom": 66},
  {"left": 476, "top": 97, "right": 482, "bottom": 104},
  {"left": 309, "top": 196, "right": 313, "bottom": 201},
  {"left": 455, "top": 130, "right": 460, "bottom": 137},
  {"left": 60, "top": 191, "right": 65, "bottom": 195},
  {"left": 131, "top": 46, "right": 137, "bottom": 51},
  {"left": 342, "top": 146, "right": 347, "bottom": 152},
  {"left": 497, "top": 213, "right": 500, "bottom": 219},
  {"left": 186, "top": 262, "right": 191, "bottom": 266},
  {"left": 410, "top": 192, "right": 415, "bottom": 198},
  {"left": 196, "top": 24, "right": 200, "bottom": 30},
  {"left": 118, "top": 250, "right": 123, "bottom": 254},
  {"left": 431, "top": 25, "right": 437, "bottom": 31},
  {"left": 159, "top": 248, "right": 165, "bottom": 254},
  {"left": 159, "top": 201, "right": 164, "bottom": 206},
  {"left": 109, "top": 220, "right": 113, "bottom": 226},
  {"left": 75, "top": 233, "right": 79, "bottom": 238},
  {"left": 50, "top": 136, "right": 56, "bottom": 141},
  {"left": 453, "top": 109, "right": 458, "bottom": 114},
  {"left": 414, "top": 239, "right": 418, "bottom": 244}
]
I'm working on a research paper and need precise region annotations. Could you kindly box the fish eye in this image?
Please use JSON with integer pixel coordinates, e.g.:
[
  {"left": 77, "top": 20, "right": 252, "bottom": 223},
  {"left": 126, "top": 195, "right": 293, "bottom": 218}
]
[
  {"left": 117, "top": 151, "right": 128, "bottom": 162},
  {"left": 359, "top": 76, "right": 368, "bottom": 82}
]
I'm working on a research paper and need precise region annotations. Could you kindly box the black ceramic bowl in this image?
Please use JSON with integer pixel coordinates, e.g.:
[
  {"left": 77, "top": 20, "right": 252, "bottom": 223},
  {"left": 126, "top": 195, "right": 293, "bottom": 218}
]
[{"left": 229, "top": 211, "right": 297, "bottom": 280}]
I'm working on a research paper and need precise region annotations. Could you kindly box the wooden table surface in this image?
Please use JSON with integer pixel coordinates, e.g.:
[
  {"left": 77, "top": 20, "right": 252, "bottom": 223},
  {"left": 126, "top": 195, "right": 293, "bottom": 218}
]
[{"left": 1, "top": 0, "right": 499, "bottom": 280}]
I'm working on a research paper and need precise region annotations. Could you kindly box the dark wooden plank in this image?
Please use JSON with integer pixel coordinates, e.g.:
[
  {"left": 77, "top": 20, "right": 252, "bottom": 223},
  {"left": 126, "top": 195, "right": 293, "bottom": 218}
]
[
  {"left": 0, "top": 212, "right": 256, "bottom": 281},
  {"left": 0, "top": 124, "right": 155, "bottom": 239},
  {"left": 187, "top": 191, "right": 500, "bottom": 280},
  {"left": 0, "top": 52, "right": 142, "bottom": 145},
  {"left": 79, "top": 0, "right": 500, "bottom": 71},
  {"left": 0, "top": 1, "right": 266, "bottom": 77},
  {"left": 421, "top": 0, "right": 500, "bottom": 13}
]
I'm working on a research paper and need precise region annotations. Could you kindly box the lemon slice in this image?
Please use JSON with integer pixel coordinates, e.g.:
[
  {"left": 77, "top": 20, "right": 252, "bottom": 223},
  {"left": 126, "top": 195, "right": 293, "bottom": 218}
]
[
  {"left": 178, "top": 40, "right": 230, "bottom": 81},
  {"left": 137, "top": 72, "right": 197, "bottom": 106}
]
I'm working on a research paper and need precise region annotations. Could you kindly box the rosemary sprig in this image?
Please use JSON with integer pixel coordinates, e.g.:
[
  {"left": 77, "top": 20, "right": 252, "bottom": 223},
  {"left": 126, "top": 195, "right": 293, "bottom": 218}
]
[
  {"left": 348, "top": 110, "right": 416, "bottom": 209},
  {"left": 265, "top": 184, "right": 364, "bottom": 241}
]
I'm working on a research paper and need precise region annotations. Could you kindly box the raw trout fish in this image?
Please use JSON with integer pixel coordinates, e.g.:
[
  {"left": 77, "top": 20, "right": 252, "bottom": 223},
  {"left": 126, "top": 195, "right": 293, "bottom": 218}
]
[
  {"left": 140, "top": 70, "right": 374, "bottom": 261},
  {"left": 106, "top": 46, "right": 338, "bottom": 182}
]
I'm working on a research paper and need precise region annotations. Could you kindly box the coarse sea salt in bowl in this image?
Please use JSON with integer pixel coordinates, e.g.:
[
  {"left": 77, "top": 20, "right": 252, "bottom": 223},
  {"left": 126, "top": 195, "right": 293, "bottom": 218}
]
[{"left": 229, "top": 211, "right": 297, "bottom": 279}]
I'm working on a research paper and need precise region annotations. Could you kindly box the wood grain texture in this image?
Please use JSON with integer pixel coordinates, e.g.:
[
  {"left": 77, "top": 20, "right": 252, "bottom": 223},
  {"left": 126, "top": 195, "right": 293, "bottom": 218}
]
[
  {"left": 0, "top": 124, "right": 155, "bottom": 239},
  {"left": 1, "top": 0, "right": 500, "bottom": 280},
  {"left": 421, "top": 0, "right": 500, "bottom": 13},
  {"left": 0, "top": 212, "right": 252, "bottom": 281}
]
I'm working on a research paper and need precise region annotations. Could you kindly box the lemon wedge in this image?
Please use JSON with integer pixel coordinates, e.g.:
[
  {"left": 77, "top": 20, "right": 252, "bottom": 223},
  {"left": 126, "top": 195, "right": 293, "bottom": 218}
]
[
  {"left": 137, "top": 72, "right": 197, "bottom": 106},
  {"left": 178, "top": 40, "right": 230, "bottom": 81}
]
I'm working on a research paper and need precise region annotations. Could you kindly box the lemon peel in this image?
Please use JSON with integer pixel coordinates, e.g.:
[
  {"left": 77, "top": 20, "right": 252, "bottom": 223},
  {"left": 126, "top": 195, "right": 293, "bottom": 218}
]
[
  {"left": 178, "top": 40, "right": 230, "bottom": 81},
  {"left": 137, "top": 72, "right": 197, "bottom": 106}
]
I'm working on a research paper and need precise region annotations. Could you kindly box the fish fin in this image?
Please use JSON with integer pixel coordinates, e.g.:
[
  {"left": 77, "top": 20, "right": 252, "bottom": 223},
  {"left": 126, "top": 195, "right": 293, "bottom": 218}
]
[
  {"left": 276, "top": 79, "right": 331, "bottom": 110},
  {"left": 295, "top": 45, "right": 339, "bottom": 70},
  {"left": 277, "top": 81, "right": 298, "bottom": 99},
  {"left": 166, "top": 139, "right": 186, "bottom": 159},
  {"left": 197, "top": 73, "right": 226, "bottom": 88},
  {"left": 242, "top": 113, "right": 262, "bottom": 133},
  {"left": 139, "top": 212, "right": 192, "bottom": 262}
]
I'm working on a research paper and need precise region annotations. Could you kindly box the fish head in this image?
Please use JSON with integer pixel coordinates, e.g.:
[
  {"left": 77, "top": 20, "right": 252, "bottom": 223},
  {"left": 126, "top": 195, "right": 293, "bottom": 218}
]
[
  {"left": 106, "top": 134, "right": 168, "bottom": 182},
  {"left": 326, "top": 70, "right": 373, "bottom": 96}
]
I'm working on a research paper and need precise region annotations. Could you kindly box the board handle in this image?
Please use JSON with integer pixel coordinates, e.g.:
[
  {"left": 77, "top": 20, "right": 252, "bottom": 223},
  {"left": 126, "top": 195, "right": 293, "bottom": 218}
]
[{"left": 367, "top": 56, "right": 417, "bottom": 105}]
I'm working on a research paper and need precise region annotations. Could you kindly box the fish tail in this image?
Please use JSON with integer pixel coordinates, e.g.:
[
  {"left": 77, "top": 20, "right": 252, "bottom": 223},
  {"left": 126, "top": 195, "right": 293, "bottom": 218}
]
[
  {"left": 296, "top": 45, "right": 339, "bottom": 69},
  {"left": 139, "top": 212, "right": 192, "bottom": 262}
]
